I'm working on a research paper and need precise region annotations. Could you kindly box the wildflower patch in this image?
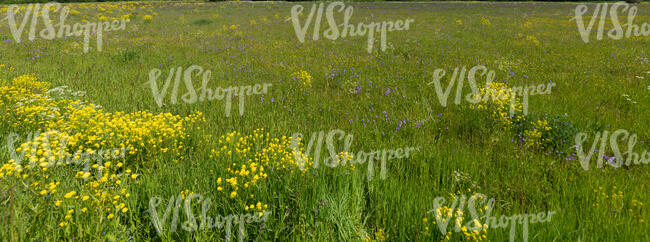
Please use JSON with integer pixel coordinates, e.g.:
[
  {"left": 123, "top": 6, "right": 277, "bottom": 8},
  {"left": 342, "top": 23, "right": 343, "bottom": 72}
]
[
  {"left": 428, "top": 193, "right": 556, "bottom": 241},
  {"left": 428, "top": 65, "right": 555, "bottom": 117},
  {"left": 149, "top": 193, "right": 271, "bottom": 240},
  {"left": 4, "top": 2, "right": 129, "bottom": 53}
]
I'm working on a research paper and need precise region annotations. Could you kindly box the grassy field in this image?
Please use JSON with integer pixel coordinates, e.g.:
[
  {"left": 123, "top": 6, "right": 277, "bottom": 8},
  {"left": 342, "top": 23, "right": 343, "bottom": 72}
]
[{"left": 0, "top": 1, "right": 649, "bottom": 241}]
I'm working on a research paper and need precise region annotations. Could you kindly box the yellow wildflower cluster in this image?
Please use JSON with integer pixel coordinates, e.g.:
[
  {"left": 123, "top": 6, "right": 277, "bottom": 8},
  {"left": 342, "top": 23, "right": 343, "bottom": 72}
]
[
  {"left": 469, "top": 81, "right": 557, "bottom": 149},
  {"left": 208, "top": 129, "right": 309, "bottom": 212},
  {"left": 361, "top": 228, "right": 387, "bottom": 242},
  {"left": 180, "top": 189, "right": 194, "bottom": 200},
  {"left": 0, "top": 73, "right": 203, "bottom": 230},
  {"left": 291, "top": 70, "right": 313, "bottom": 89},
  {"left": 523, "top": 119, "right": 552, "bottom": 148},
  {"left": 1, "top": 75, "right": 204, "bottom": 158},
  {"left": 334, "top": 151, "right": 356, "bottom": 171},
  {"left": 423, "top": 193, "right": 489, "bottom": 241},
  {"left": 1, "top": 138, "right": 136, "bottom": 228},
  {"left": 480, "top": 17, "right": 491, "bottom": 26},
  {"left": 592, "top": 186, "right": 645, "bottom": 224},
  {"left": 0, "top": 64, "right": 15, "bottom": 72},
  {"left": 1, "top": 2, "right": 163, "bottom": 23},
  {"left": 469, "top": 81, "right": 525, "bottom": 127},
  {"left": 244, "top": 201, "right": 269, "bottom": 217},
  {"left": 0, "top": 73, "right": 69, "bottom": 130},
  {"left": 526, "top": 35, "right": 540, "bottom": 46}
]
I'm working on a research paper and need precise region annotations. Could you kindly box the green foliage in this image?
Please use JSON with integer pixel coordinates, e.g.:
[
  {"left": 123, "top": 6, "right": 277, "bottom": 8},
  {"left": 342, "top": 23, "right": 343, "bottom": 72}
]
[
  {"left": 191, "top": 18, "right": 212, "bottom": 26},
  {"left": 112, "top": 49, "right": 141, "bottom": 63}
]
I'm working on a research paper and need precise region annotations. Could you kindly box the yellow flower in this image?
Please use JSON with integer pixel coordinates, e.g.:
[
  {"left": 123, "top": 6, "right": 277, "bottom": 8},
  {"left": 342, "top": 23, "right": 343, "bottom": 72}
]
[
  {"left": 291, "top": 70, "right": 312, "bottom": 88},
  {"left": 143, "top": 15, "right": 153, "bottom": 21},
  {"left": 59, "top": 222, "right": 67, "bottom": 227},
  {"left": 481, "top": 17, "right": 491, "bottom": 25},
  {"left": 107, "top": 213, "right": 115, "bottom": 219},
  {"left": 230, "top": 191, "right": 237, "bottom": 198},
  {"left": 0, "top": 72, "right": 206, "bottom": 229}
]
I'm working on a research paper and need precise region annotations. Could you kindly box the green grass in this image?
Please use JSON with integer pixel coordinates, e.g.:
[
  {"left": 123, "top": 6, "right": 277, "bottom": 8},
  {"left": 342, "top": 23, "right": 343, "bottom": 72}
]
[{"left": 0, "top": 1, "right": 649, "bottom": 241}]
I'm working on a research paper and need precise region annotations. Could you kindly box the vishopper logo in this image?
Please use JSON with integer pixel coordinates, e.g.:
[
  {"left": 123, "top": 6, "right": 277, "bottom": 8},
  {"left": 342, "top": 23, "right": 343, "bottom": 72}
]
[
  {"left": 4, "top": 130, "right": 128, "bottom": 179},
  {"left": 146, "top": 65, "right": 271, "bottom": 117},
  {"left": 429, "top": 193, "right": 556, "bottom": 242},
  {"left": 428, "top": 65, "right": 555, "bottom": 116},
  {"left": 289, "top": 1, "right": 414, "bottom": 53},
  {"left": 574, "top": 129, "right": 650, "bottom": 170},
  {"left": 289, "top": 129, "right": 419, "bottom": 181},
  {"left": 572, "top": 2, "right": 650, "bottom": 43},
  {"left": 148, "top": 193, "right": 271, "bottom": 241},
  {"left": 3, "top": 2, "right": 129, "bottom": 53}
]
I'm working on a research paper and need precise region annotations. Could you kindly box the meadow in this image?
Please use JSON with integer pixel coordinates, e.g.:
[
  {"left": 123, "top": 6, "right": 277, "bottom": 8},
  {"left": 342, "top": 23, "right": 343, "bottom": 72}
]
[{"left": 0, "top": 1, "right": 649, "bottom": 241}]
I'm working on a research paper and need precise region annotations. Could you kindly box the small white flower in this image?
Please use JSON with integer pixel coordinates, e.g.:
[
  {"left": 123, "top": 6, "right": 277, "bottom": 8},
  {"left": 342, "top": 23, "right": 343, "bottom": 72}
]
[{"left": 636, "top": 76, "right": 644, "bottom": 79}]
